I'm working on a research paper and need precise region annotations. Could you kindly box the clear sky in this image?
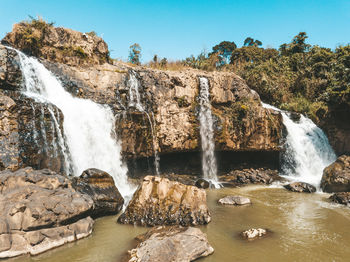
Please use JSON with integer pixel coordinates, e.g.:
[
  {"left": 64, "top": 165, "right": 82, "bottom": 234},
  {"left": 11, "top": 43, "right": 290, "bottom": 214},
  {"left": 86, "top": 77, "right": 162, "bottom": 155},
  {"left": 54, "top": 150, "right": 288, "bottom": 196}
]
[{"left": 0, "top": 0, "right": 349, "bottom": 62}]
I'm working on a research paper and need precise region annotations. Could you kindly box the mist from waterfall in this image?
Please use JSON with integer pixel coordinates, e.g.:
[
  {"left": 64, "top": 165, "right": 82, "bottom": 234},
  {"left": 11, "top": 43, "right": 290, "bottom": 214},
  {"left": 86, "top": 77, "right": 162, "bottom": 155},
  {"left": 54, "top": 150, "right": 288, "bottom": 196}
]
[
  {"left": 13, "top": 48, "right": 133, "bottom": 197},
  {"left": 262, "top": 102, "right": 336, "bottom": 187},
  {"left": 127, "top": 71, "right": 160, "bottom": 175},
  {"left": 198, "top": 77, "right": 219, "bottom": 187}
]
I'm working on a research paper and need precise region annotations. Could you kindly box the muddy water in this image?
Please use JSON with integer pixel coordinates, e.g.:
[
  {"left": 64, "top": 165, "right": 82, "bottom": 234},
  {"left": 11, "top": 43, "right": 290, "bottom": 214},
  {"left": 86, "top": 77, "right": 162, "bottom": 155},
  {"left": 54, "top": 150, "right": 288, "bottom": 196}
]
[{"left": 10, "top": 186, "right": 350, "bottom": 262}]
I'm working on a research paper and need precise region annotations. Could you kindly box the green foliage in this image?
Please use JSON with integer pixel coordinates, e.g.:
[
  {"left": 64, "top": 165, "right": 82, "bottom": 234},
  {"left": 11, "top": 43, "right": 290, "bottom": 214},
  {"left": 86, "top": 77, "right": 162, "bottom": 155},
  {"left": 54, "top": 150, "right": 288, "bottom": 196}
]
[
  {"left": 86, "top": 31, "right": 97, "bottom": 37},
  {"left": 211, "top": 41, "right": 237, "bottom": 65},
  {"left": 128, "top": 43, "right": 142, "bottom": 65},
  {"left": 244, "top": 37, "right": 263, "bottom": 47}
]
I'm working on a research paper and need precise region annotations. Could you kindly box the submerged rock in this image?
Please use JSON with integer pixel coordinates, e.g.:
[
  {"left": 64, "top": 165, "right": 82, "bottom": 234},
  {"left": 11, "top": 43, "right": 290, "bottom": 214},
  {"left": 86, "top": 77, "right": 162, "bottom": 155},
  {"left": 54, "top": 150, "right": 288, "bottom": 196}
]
[
  {"left": 321, "top": 155, "right": 350, "bottom": 193},
  {"left": 127, "top": 226, "right": 214, "bottom": 262},
  {"left": 241, "top": 228, "right": 267, "bottom": 240},
  {"left": 0, "top": 167, "right": 95, "bottom": 258},
  {"left": 72, "top": 168, "right": 124, "bottom": 217},
  {"left": 118, "top": 176, "right": 211, "bottom": 226},
  {"left": 284, "top": 182, "right": 316, "bottom": 193},
  {"left": 329, "top": 192, "right": 350, "bottom": 206},
  {"left": 195, "top": 178, "right": 210, "bottom": 189},
  {"left": 218, "top": 195, "right": 251, "bottom": 205}
]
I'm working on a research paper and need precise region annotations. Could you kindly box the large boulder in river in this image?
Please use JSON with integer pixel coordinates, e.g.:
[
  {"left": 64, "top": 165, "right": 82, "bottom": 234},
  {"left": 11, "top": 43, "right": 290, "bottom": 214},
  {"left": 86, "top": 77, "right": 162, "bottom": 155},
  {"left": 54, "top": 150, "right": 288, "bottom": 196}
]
[
  {"left": 284, "top": 182, "right": 316, "bottom": 193},
  {"left": 118, "top": 176, "right": 211, "bottom": 226},
  {"left": 72, "top": 168, "right": 124, "bottom": 217},
  {"left": 0, "top": 167, "right": 94, "bottom": 258},
  {"left": 218, "top": 195, "right": 251, "bottom": 205},
  {"left": 321, "top": 155, "right": 350, "bottom": 193},
  {"left": 127, "top": 226, "right": 214, "bottom": 262}
]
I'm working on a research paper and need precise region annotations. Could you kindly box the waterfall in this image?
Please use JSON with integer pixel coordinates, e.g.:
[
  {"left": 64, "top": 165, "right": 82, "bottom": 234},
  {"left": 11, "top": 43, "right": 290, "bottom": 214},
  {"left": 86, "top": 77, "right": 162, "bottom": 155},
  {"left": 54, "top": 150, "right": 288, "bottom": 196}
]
[
  {"left": 198, "top": 77, "right": 219, "bottom": 187},
  {"left": 13, "top": 48, "right": 133, "bottom": 197},
  {"left": 262, "top": 102, "right": 336, "bottom": 187},
  {"left": 127, "top": 71, "right": 160, "bottom": 175}
]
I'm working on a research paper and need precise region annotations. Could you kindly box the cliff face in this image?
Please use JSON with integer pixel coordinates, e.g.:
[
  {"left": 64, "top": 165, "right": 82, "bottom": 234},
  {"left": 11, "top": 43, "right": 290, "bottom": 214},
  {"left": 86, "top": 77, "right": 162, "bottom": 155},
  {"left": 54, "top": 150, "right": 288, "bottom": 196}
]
[{"left": 0, "top": 22, "right": 284, "bottom": 175}]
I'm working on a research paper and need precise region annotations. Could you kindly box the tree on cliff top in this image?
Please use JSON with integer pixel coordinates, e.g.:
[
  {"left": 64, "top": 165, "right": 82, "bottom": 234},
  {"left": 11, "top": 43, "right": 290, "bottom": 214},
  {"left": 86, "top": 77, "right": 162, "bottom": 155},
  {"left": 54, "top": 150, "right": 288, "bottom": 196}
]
[
  {"left": 210, "top": 41, "right": 237, "bottom": 65},
  {"left": 244, "top": 37, "right": 262, "bottom": 47},
  {"left": 128, "top": 43, "right": 141, "bottom": 65}
]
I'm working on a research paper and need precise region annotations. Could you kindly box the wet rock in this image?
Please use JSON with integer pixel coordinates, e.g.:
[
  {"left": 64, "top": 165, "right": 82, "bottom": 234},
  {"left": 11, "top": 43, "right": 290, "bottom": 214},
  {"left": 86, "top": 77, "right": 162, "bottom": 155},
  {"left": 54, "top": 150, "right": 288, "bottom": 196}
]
[
  {"left": 118, "top": 176, "right": 211, "bottom": 226},
  {"left": 218, "top": 195, "right": 251, "bottom": 205},
  {"left": 289, "top": 112, "right": 301, "bottom": 122},
  {"left": 284, "top": 182, "right": 316, "bottom": 193},
  {"left": 0, "top": 45, "right": 22, "bottom": 90},
  {"left": 72, "top": 168, "right": 124, "bottom": 217},
  {"left": 0, "top": 167, "right": 95, "bottom": 258},
  {"left": 127, "top": 226, "right": 214, "bottom": 262},
  {"left": 329, "top": 192, "right": 350, "bottom": 206},
  {"left": 220, "top": 168, "right": 281, "bottom": 186},
  {"left": 195, "top": 178, "right": 210, "bottom": 189},
  {"left": 241, "top": 228, "right": 267, "bottom": 240},
  {"left": 321, "top": 155, "right": 350, "bottom": 193}
]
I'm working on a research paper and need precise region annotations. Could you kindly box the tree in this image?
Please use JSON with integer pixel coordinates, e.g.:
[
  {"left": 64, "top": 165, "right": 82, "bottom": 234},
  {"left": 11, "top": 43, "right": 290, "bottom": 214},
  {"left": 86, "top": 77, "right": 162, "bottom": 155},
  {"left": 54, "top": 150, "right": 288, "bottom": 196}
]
[
  {"left": 128, "top": 43, "right": 141, "bottom": 65},
  {"left": 211, "top": 41, "right": 237, "bottom": 65},
  {"left": 279, "top": 32, "right": 311, "bottom": 55},
  {"left": 243, "top": 37, "right": 263, "bottom": 47}
]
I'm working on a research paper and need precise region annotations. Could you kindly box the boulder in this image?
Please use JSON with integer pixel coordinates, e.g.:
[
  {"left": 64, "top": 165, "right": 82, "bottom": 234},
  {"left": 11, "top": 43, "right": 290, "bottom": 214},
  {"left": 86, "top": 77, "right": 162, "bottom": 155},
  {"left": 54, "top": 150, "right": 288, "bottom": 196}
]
[
  {"left": 241, "top": 228, "right": 267, "bottom": 240},
  {"left": 220, "top": 168, "right": 281, "bottom": 186},
  {"left": 329, "top": 192, "right": 350, "bottom": 206},
  {"left": 72, "top": 168, "right": 124, "bottom": 217},
  {"left": 321, "top": 155, "right": 350, "bottom": 193},
  {"left": 218, "top": 195, "right": 251, "bottom": 205},
  {"left": 284, "top": 182, "right": 316, "bottom": 193},
  {"left": 118, "top": 176, "right": 211, "bottom": 226},
  {"left": 195, "top": 178, "right": 210, "bottom": 189},
  {"left": 127, "top": 226, "right": 214, "bottom": 262},
  {"left": 0, "top": 167, "right": 95, "bottom": 258}
]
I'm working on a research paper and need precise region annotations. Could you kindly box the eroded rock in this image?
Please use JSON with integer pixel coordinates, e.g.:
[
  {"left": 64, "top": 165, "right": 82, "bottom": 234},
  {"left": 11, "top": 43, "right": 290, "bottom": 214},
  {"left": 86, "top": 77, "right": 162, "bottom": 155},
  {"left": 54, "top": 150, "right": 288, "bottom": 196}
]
[
  {"left": 241, "top": 228, "right": 267, "bottom": 240},
  {"left": 218, "top": 195, "right": 251, "bottom": 205},
  {"left": 0, "top": 167, "right": 95, "bottom": 258},
  {"left": 329, "top": 192, "right": 350, "bottom": 206},
  {"left": 321, "top": 155, "right": 350, "bottom": 193},
  {"left": 219, "top": 168, "right": 281, "bottom": 186},
  {"left": 284, "top": 182, "right": 316, "bottom": 193},
  {"left": 118, "top": 176, "right": 211, "bottom": 226},
  {"left": 72, "top": 168, "right": 124, "bottom": 217},
  {"left": 127, "top": 226, "right": 214, "bottom": 262}
]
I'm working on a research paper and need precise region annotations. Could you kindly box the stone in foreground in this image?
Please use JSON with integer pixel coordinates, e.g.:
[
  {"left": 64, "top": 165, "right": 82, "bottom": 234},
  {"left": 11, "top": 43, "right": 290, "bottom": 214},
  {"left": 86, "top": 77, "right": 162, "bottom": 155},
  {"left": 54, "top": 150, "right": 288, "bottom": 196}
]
[
  {"left": 72, "top": 168, "right": 124, "bottom": 217},
  {"left": 0, "top": 167, "right": 94, "bottom": 258},
  {"left": 127, "top": 226, "right": 214, "bottom": 262},
  {"left": 195, "top": 178, "right": 210, "bottom": 189},
  {"left": 321, "top": 155, "right": 350, "bottom": 193},
  {"left": 118, "top": 176, "right": 211, "bottom": 226},
  {"left": 218, "top": 195, "right": 251, "bottom": 205},
  {"left": 284, "top": 182, "right": 316, "bottom": 193},
  {"left": 241, "top": 228, "right": 267, "bottom": 240},
  {"left": 329, "top": 192, "right": 350, "bottom": 206}
]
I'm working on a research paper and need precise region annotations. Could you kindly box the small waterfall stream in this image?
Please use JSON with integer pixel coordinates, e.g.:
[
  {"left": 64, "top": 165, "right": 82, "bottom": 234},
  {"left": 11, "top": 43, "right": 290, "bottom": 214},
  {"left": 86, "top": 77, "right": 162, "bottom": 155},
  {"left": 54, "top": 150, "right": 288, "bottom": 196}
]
[
  {"left": 13, "top": 48, "right": 133, "bottom": 197},
  {"left": 126, "top": 71, "right": 160, "bottom": 175},
  {"left": 198, "top": 77, "right": 219, "bottom": 186},
  {"left": 262, "top": 102, "right": 336, "bottom": 187}
]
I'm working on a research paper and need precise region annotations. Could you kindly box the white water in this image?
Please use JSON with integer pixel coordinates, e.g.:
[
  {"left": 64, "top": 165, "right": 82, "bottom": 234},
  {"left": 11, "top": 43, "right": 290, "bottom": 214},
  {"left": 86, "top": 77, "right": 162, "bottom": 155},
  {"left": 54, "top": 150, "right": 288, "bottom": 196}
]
[
  {"left": 127, "top": 71, "right": 160, "bottom": 175},
  {"left": 262, "top": 102, "right": 336, "bottom": 187},
  {"left": 198, "top": 77, "right": 220, "bottom": 187},
  {"left": 13, "top": 48, "right": 133, "bottom": 197}
]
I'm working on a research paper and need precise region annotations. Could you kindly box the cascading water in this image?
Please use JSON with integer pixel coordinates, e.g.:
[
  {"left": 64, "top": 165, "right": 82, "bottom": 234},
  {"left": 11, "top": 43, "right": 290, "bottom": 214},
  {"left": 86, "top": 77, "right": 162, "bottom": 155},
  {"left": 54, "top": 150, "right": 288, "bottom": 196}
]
[
  {"left": 198, "top": 77, "right": 220, "bottom": 187},
  {"left": 12, "top": 48, "right": 133, "bottom": 197},
  {"left": 262, "top": 102, "right": 336, "bottom": 187},
  {"left": 127, "top": 71, "right": 160, "bottom": 175}
]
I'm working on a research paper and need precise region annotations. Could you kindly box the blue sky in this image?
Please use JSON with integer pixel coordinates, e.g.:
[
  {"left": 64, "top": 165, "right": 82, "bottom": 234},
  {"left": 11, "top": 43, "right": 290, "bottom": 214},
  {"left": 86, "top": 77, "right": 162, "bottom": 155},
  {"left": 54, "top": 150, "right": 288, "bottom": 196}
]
[{"left": 0, "top": 0, "right": 349, "bottom": 62}]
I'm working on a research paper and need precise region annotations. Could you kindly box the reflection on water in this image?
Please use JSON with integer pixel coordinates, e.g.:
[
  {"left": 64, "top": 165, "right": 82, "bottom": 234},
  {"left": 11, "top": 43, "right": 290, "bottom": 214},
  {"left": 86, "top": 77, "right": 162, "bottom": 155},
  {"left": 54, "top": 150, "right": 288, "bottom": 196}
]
[{"left": 9, "top": 186, "right": 350, "bottom": 262}]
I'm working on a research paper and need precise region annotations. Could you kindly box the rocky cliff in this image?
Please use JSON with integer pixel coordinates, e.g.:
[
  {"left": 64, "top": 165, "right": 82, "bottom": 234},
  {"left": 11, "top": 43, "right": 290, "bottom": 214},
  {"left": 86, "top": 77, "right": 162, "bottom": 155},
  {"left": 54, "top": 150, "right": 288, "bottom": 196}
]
[{"left": 0, "top": 21, "right": 284, "bottom": 176}]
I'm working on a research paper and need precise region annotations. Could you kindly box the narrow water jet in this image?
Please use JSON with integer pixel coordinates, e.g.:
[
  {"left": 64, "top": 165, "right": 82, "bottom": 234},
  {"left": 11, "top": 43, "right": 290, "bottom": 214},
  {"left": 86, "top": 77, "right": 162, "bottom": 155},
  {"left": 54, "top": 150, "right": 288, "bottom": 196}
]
[
  {"left": 262, "top": 102, "right": 336, "bottom": 187},
  {"left": 11, "top": 47, "right": 133, "bottom": 197},
  {"left": 126, "top": 71, "right": 160, "bottom": 175},
  {"left": 198, "top": 77, "right": 220, "bottom": 187}
]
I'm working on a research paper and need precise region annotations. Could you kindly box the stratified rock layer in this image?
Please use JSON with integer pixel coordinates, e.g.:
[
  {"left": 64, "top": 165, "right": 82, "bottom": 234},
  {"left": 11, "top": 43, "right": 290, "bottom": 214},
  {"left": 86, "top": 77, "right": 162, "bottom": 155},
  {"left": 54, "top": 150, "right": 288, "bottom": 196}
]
[
  {"left": 118, "top": 176, "right": 211, "bottom": 226},
  {"left": 127, "top": 226, "right": 214, "bottom": 262},
  {"left": 0, "top": 167, "right": 94, "bottom": 258},
  {"left": 321, "top": 155, "right": 350, "bottom": 193},
  {"left": 72, "top": 168, "right": 124, "bottom": 217}
]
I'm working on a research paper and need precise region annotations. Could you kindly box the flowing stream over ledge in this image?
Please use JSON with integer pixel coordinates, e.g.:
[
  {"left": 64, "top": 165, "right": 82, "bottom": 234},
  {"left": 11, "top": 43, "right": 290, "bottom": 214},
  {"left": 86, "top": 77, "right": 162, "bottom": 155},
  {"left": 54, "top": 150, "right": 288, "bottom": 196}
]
[
  {"left": 262, "top": 102, "right": 336, "bottom": 188},
  {"left": 13, "top": 48, "right": 133, "bottom": 197}
]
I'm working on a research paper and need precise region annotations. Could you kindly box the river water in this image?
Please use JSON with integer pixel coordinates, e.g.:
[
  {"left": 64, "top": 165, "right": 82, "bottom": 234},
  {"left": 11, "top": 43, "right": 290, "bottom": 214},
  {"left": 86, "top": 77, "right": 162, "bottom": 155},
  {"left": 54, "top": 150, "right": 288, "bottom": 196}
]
[{"left": 10, "top": 185, "right": 350, "bottom": 262}]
